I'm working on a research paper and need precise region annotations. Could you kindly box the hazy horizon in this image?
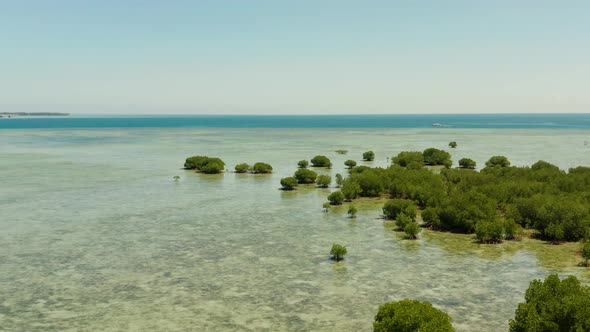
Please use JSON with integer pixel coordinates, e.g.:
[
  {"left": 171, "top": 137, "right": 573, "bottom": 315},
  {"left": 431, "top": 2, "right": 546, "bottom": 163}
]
[{"left": 2, "top": 1, "right": 589, "bottom": 114}]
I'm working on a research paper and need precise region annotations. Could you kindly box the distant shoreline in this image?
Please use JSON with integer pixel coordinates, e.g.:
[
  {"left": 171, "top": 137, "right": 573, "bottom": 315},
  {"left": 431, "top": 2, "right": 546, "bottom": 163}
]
[{"left": 0, "top": 112, "right": 69, "bottom": 117}]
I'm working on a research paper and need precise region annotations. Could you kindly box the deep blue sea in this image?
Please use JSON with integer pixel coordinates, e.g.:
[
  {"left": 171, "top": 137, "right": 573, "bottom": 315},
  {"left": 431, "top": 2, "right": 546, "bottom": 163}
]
[{"left": 1, "top": 113, "right": 590, "bottom": 129}]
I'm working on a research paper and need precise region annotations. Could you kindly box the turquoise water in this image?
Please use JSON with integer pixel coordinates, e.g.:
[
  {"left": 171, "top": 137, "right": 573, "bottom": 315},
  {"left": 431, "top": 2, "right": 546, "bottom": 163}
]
[
  {"left": 1, "top": 127, "right": 590, "bottom": 331},
  {"left": 1, "top": 114, "right": 590, "bottom": 129}
]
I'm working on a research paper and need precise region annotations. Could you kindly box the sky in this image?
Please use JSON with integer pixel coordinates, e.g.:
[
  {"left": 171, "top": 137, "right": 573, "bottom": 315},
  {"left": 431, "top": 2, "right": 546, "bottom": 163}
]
[{"left": 1, "top": 1, "right": 589, "bottom": 114}]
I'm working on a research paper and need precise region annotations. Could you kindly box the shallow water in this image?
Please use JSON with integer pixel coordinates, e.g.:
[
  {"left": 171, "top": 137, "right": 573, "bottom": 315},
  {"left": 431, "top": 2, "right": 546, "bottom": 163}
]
[{"left": 1, "top": 128, "right": 590, "bottom": 331}]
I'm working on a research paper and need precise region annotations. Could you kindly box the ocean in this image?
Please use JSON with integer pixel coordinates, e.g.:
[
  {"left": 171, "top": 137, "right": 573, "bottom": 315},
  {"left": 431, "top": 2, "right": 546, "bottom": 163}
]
[
  {"left": 1, "top": 113, "right": 590, "bottom": 129},
  {"left": 1, "top": 115, "right": 590, "bottom": 331}
]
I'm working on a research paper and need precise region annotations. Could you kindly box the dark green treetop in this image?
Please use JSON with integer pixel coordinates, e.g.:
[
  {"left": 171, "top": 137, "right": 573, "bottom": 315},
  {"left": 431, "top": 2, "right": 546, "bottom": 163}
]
[
  {"left": 458, "top": 158, "right": 476, "bottom": 169},
  {"left": 311, "top": 155, "right": 332, "bottom": 168},
  {"left": 327, "top": 191, "right": 345, "bottom": 205},
  {"left": 363, "top": 150, "right": 375, "bottom": 161},
  {"left": 485, "top": 155, "right": 511, "bottom": 168},
  {"left": 344, "top": 160, "right": 357, "bottom": 169},
  {"left": 280, "top": 177, "right": 298, "bottom": 190},
  {"left": 294, "top": 168, "right": 318, "bottom": 184},
  {"left": 392, "top": 151, "right": 424, "bottom": 169},
  {"left": 251, "top": 162, "right": 273, "bottom": 174},
  {"left": 317, "top": 175, "right": 331, "bottom": 188},
  {"left": 234, "top": 163, "right": 250, "bottom": 173}
]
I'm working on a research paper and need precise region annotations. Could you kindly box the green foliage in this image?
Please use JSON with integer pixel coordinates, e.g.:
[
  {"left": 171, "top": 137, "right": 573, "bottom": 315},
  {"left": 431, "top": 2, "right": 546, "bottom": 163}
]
[
  {"left": 423, "top": 148, "right": 452, "bottom": 167},
  {"left": 184, "top": 155, "right": 209, "bottom": 169},
  {"left": 485, "top": 155, "right": 511, "bottom": 168},
  {"left": 322, "top": 202, "right": 331, "bottom": 212},
  {"left": 509, "top": 194, "right": 590, "bottom": 241},
  {"left": 184, "top": 156, "right": 225, "bottom": 174},
  {"left": 363, "top": 150, "right": 376, "bottom": 161},
  {"left": 437, "top": 190, "right": 497, "bottom": 233},
  {"left": 280, "top": 177, "right": 298, "bottom": 190},
  {"left": 395, "top": 213, "right": 414, "bottom": 230},
  {"left": 316, "top": 175, "right": 332, "bottom": 188},
  {"left": 327, "top": 191, "right": 345, "bottom": 205},
  {"left": 310, "top": 155, "right": 332, "bottom": 168},
  {"left": 504, "top": 219, "right": 523, "bottom": 240},
  {"left": 335, "top": 173, "right": 344, "bottom": 187},
  {"left": 421, "top": 207, "right": 441, "bottom": 229},
  {"left": 531, "top": 160, "right": 559, "bottom": 171},
  {"left": 200, "top": 160, "right": 225, "bottom": 174},
  {"left": 347, "top": 205, "right": 358, "bottom": 218},
  {"left": 294, "top": 168, "right": 318, "bottom": 184},
  {"left": 325, "top": 157, "right": 590, "bottom": 242},
  {"left": 335, "top": 149, "right": 348, "bottom": 155},
  {"left": 404, "top": 222, "right": 421, "bottom": 239},
  {"left": 357, "top": 171, "right": 385, "bottom": 197},
  {"left": 173, "top": 175, "right": 180, "bottom": 182},
  {"left": 383, "top": 199, "right": 417, "bottom": 220},
  {"left": 581, "top": 240, "right": 590, "bottom": 266},
  {"left": 392, "top": 151, "right": 424, "bottom": 169},
  {"left": 330, "top": 243, "right": 347, "bottom": 261},
  {"left": 298, "top": 160, "right": 309, "bottom": 168},
  {"left": 344, "top": 159, "right": 357, "bottom": 169},
  {"left": 341, "top": 178, "right": 361, "bottom": 200},
  {"left": 509, "top": 274, "right": 590, "bottom": 332},
  {"left": 251, "top": 162, "right": 273, "bottom": 174},
  {"left": 449, "top": 141, "right": 457, "bottom": 148},
  {"left": 234, "top": 163, "right": 250, "bottom": 173},
  {"left": 475, "top": 219, "right": 505, "bottom": 243},
  {"left": 458, "top": 158, "right": 476, "bottom": 169},
  {"left": 373, "top": 299, "right": 454, "bottom": 332}
]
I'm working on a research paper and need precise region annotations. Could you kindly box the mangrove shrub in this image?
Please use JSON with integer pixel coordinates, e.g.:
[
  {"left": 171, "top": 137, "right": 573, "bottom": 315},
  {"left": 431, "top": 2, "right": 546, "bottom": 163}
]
[
  {"left": 316, "top": 175, "right": 331, "bottom": 188},
  {"left": 294, "top": 168, "right": 318, "bottom": 184},
  {"left": 311, "top": 155, "right": 332, "bottom": 168},
  {"left": 363, "top": 150, "right": 375, "bottom": 161},
  {"left": 280, "top": 177, "right": 298, "bottom": 190},
  {"left": 509, "top": 274, "right": 590, "bottom": 332},
  {"left": 344, "top": 160, "right": 357, "bottom": 169},
  {"left": 373, "top": 299, "right": 454, "bottom": 332},
  {"left": 251, "top": 162, "right": 273, "bottom": 174},
  {"left": 330, "top": 244, "right": 347, "bottom": 261},
  {"left": 328, "top": 191, "right": 345, "bottom": 205}
]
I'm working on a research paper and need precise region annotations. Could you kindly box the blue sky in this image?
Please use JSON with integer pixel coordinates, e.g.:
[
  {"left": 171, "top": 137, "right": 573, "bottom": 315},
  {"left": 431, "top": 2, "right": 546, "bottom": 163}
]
[{"left": 1, "top": 1, "right": 589, "bottom": 114}]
